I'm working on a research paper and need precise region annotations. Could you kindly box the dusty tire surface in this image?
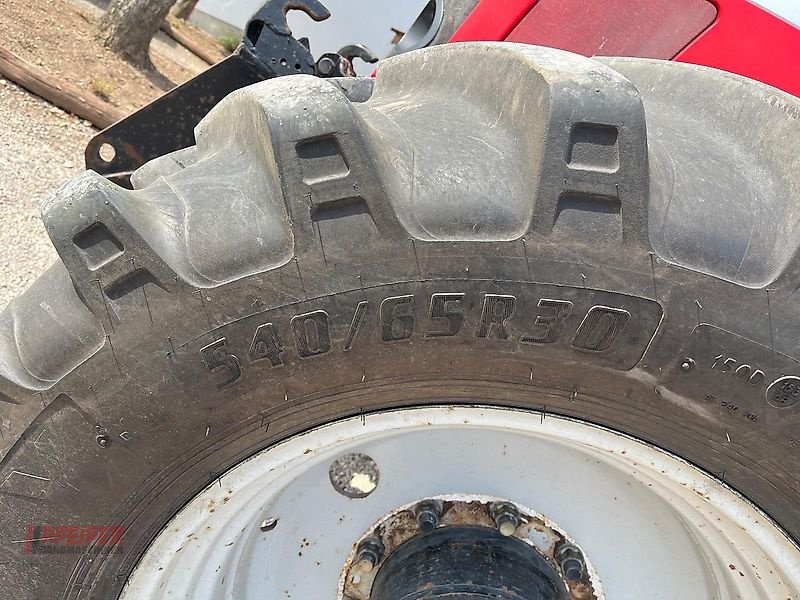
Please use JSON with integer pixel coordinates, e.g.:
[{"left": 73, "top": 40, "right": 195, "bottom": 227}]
[{"left": 1, "top": 43, "right": 799, "bottom": 598}]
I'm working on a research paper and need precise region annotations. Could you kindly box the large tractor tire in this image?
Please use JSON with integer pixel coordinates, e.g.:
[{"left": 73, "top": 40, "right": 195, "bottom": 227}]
[{"left": 1, "top": 43, "right": 800, "bottom": 598}]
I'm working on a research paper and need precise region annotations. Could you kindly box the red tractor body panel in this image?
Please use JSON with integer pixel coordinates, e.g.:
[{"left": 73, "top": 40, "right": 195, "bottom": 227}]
[{"left": 450, "top": 0, "right": 800, "bottom": 96}]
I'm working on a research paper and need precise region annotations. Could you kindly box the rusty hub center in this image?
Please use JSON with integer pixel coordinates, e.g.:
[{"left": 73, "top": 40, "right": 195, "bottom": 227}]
[{"left": 340, "top": 496, "right": 598, "bottom": 600}]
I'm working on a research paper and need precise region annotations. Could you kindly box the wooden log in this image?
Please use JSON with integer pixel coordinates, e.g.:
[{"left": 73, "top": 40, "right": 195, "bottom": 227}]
[
  {"left": 160, "top": 17, "right": 228, "bottom": 66},
  {"left": 0, "top": 46, "right": 125, "bottom": 129}
]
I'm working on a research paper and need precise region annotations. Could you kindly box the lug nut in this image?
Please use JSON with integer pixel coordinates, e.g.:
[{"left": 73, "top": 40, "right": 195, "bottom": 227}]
[
  {"left": 555, "top": 542, "right": 586, "bottom": 581},
  {"left": 414, "top": 500, "right": 444, "bottom": 532},
  {"left": 490, "top": 502, "right": 520, "bottom": 536},
  {"left": 354, "top": 536, "right": 384, "bottom": 573}
]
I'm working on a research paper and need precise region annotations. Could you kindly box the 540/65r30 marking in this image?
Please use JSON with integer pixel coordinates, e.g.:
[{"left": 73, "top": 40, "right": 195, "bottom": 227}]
[{"left": 194, "top": 281, "right": 663, "bottom": 389}]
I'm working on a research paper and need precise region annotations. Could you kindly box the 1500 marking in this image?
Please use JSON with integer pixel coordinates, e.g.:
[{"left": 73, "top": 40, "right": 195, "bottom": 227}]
[
  {"left": 199, "top": 292, "right": 637, "bottom": 389},
  {"left": 670, "top": 324, "right": 800, "bottom": 415},
  {"left": 711, "top": 354, "right": 765, "bottom": 386},
  {"left": 699, "top": 352, "right": 799, "bottom": 410}
]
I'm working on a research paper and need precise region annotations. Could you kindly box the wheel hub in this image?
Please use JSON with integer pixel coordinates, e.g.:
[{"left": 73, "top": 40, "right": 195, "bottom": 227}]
[
  {"left": 373, "top": 526, "right": 562, "bottom": 600},
  {"left": 341, "top": 495, "right": 596, "bottom": 600}
]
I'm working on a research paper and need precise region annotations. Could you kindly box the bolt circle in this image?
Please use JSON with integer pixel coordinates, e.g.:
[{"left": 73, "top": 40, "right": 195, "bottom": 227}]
[
  {"left": 96, "top": 434, "right": 111, "bottom": 448},
  {"left": 343, "top": 497, "right": 598, "bottom": 599},
  {"left": 680, "top": 358, "right": 695, "bottom": 372}
]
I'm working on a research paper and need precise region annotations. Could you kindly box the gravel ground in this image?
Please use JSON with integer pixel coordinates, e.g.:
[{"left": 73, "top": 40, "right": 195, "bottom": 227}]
[{"left": 0, "top": 76, "right": 96, "bottom": 311}]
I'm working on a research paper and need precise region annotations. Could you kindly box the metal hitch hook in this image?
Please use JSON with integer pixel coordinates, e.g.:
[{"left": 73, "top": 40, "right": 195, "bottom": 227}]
[
  {"left": 338, "top": 44, "right": 379, "bottom": 65},
  {"left": 243, "top": 0, "right": 331, "bottom": 76}
]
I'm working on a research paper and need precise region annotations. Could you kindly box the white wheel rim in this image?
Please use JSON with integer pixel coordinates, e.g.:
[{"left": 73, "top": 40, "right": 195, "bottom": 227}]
[{"left": 121, "top": 406, "right": 800, "bottom": 599}]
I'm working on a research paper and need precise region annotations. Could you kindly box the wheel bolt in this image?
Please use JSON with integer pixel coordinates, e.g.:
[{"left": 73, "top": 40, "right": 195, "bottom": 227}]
[
  {"left": 354, "top": 536, "right": 384, "bottom": 573},
  {"left": 555, "top": 542, "right": 585, "bottom": 581},
  {"left": 414, "top": 500, "right": 444, "bottom": 532},
  {"left": 490, "top": 502, "right": 519, "bottom": 536}
]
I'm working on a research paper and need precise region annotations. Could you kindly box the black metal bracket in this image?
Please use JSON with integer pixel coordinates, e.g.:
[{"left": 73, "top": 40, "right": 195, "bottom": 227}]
[
  {"left": 242, "top": 0, "right": 329, "bottom": 76},
  {"left": 85, "top": 0, "right": 331, "bottom": 187}
]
